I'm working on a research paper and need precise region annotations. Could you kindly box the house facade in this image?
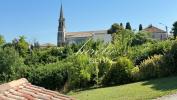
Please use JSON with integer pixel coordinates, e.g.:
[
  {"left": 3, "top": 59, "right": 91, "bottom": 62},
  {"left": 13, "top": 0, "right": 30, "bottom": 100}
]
[{"left": 143, "top": 25, "right": 168, "bottom": 40}]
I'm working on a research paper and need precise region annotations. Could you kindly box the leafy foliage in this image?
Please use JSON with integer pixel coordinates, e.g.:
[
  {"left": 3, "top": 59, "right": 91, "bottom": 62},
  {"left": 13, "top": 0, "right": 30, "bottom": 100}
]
[
  {"left": 1, "top": 23, "right": 177, "bottom": 92},
  {"left": 27, "top": 62, "right": 68, "bottom": 91},
  {"left": 97, "top": 57, "right": 112, "bottom": 84},
  {"left": 0, "top": 47, "right": 26, "bottom": 82},
  {"left": 66, "top": 54, "right": 97, "bottom": 89},
  {"left": 103, "top": 57, "right": 134, "bottom": 85},
  {"left": 107, "top": 23, "right": 124, "bottom": 34},
  {"left": 138, "top": 55, "right": 163, "bottom": 80},
  {"left": 0, "top": 35, "right": 5, "bottom": 46},
  {"left": 12, "top": 36, "right": 29, "bottom": 57},
  {"left": 109, "top": 29, "right": 134, "bottom": 59},
  {"left": 131, "top": 31, "right": 153, "bottom": 46}
]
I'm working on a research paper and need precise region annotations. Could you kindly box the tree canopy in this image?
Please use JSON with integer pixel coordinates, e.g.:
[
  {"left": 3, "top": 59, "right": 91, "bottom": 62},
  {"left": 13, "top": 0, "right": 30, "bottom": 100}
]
[{"left": 108, "top": 23, "right": 124, "bottom": 34}]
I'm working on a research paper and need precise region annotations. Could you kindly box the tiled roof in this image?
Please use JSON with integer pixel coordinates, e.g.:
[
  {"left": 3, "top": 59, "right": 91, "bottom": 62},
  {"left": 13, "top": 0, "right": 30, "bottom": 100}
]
[
  {"left": 66, "top": 30, "right": 107, "bottom": 38},
  {"left": 144, "top": 25, "right": 166, "bottom": 33},
  {"left": 66, "top": 32, "right": 93, "bottom": 38},
  {"left": 0, "top": 78, "right": 75, "bottom": 100}
]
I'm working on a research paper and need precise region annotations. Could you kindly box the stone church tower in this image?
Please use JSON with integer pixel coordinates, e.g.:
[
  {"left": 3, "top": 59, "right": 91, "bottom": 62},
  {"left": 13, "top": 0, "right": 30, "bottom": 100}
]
[{"left": 57, "top": 4, "right": 66, "bottom": 47}]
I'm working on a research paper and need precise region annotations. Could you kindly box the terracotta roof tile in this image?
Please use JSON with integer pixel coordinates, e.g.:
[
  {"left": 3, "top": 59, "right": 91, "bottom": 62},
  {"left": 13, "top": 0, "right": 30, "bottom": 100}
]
[
  {"left": 144, "top": 25, "right": 166, "bottom": 33},
  {"left": 0, "top": 78, "right": 75, "bottom": 100}
]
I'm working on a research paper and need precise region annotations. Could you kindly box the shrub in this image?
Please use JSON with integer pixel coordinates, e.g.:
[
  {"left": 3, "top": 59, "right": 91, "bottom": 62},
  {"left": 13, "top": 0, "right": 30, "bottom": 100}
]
[
  {"left": 26, "top": 61, "right": 69, "bottom": 91},
  {"left": 97, "top": 57, "right": 112, "bottom": 84},
  {"left": 131, "top": 31, "right": 154, "bottom": 46},
  {"left": 162, "top": 39, "right": 177, "bottom": 75},
  {"left": 130, "top": 40, "right": 173, "bottom": 65},
  {"left": 103, "top": 57, "right": 134, "bottom": 85},
  {"left": 131, "top": 66, "right": 140, "bottom": 81},
  {"left": 24, "top": 48, "right": 58, "bottom": 66},
  {"left": 169, "top": 40, "right": 177, "bottom": 68},
  {"left": 67, "top": 54, "right": 96, "bottom": 89},
  {"left": 160, "top": 54, "right": 176, "bottom": 76},
  {"left": 138, "top": 55, "right": 163, "bottom": 80}
]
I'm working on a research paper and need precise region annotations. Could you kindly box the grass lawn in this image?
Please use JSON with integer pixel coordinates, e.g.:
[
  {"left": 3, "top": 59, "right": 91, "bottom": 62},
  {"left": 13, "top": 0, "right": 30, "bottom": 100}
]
[{"left": 68, "top": 76, "right": 177, "bottom": 100}]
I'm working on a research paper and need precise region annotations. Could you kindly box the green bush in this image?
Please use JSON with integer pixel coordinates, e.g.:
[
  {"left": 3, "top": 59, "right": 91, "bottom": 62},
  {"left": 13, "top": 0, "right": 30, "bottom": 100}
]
[
  {"left": 162, "top": 39, "right": 177, "bottom": 75},
  {"left": 130, "top": 40, "right": 173, "bottom": 65},
  {"left": 169, "top": 40, "right": 177, "bottom": 68},
  {"left": 67, "top": 54, "right": 96, "bottom": 89},
  {"left": 97, "top": 57, "right": 112, "bottom": 84},
  {"left": 131, "top": 31, "right": 154, "bottom": 46},
  {"left": 131, "top": 66, "right": 140, "bottom": 81},
  {"left": 103, "top": 57, "right": 134, "bottom": 85},
  {"left": 24, "top": 48, "right": 58, "bottom": 66},
  {"left": 0, "top": 47, "right": 26, "bottom": 82},
  {"left": 26, "top": 61, "right": 69, "bottom": 91},
  {"left": 138, "top": 55, "right": 163, "bottom": 80}
]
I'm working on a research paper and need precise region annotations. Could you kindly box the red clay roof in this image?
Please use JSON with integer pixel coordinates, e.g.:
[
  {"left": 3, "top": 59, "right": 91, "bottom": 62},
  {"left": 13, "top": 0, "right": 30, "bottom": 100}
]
[
  {"left": 0, "top": 78, "right": 75, "bottom": 100},
  {"left": 144, "top": 25, "right": 166, "bottom": 33}
]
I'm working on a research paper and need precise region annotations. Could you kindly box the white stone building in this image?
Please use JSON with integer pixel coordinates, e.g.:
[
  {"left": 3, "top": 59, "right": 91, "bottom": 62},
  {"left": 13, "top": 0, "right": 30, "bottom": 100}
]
[{"left": 66, "top": 30, "right": 112, "bottom": 44}]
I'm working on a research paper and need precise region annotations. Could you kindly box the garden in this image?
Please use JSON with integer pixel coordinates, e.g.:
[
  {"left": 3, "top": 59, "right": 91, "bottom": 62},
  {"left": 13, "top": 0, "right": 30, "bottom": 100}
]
[{"left": 0, "top": 23, "right": 177, "bottom": 95}]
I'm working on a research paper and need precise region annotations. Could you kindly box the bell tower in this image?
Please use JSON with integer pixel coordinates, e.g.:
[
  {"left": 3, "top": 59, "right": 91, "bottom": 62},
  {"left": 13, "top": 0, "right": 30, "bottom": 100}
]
[{"left": 57, "top": 4, "right": 66, "bottom": 46}]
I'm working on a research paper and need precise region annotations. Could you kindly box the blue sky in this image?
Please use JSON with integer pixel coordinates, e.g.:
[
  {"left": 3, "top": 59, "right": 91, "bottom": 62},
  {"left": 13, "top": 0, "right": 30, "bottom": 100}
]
[{"left": 0, "top": 0, "right": 177, "bottom": 44}]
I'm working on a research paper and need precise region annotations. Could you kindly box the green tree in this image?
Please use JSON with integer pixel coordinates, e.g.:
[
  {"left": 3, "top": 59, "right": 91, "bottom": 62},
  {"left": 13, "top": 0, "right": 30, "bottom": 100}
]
[
  {"left": 111, "top": 29, "right": 134, "bottom": 57},
  {"left": 172, "top": 21, "right": 177, "bottom": 38},
  {"left": 0, "top": 35, "right": 5, "bottom": 45},
  {"left": 12, "top": 36, "right": 29, "bottom": 57},
  {"left": 126, "top": 22, "right": 132, "bottom": 30},
  {"left": 120, "top": 23, "right": 124, "bottom": 28},
  {"left": 139, "top": 24, "right": 143, "bottom": 31},
  {"left": 0, "top": 47, "right": 26, "bottom": 82},
  {"left": 131, "top": 31, "right": 153, "bottom": 46},
  {"left": 107, "top": 23, "right": 124, "bottom": 43},
  {"left": 107, "top": 23, "right": 124, "bottom": 34}
]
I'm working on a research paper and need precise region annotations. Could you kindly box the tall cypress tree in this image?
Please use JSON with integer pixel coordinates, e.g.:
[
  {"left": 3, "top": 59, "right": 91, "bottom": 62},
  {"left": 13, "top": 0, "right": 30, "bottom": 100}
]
[
  {"left": 120, "top": 23, "right": 124, "bottom": 28},
  {"left": 172, "top": 21, "right": 177, "bottom": 38},
  {"left": 139, "top": 24, "right": 143, "bottom": 31},
  {"left": 125, "top": 22, "right": 132, "bottom": 30}
]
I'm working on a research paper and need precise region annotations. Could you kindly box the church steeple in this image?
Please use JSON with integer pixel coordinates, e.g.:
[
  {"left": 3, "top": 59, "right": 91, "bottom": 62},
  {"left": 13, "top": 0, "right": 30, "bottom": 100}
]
[
  {"left": 60, "top": 4, "right": 64, "bottom": 20},
  {"left": 57, "top": 4, "right": 66, "bottom": 47}
]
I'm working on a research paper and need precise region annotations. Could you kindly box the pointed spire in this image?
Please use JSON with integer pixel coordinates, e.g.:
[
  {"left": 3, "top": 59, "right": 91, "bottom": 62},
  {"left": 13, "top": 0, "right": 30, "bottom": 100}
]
[
  {"left": 57, "top": 2, "right": 66, "bottom": 47},
  {"left": 60, "top": 4, "right": 64, "bottom": 20}
]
